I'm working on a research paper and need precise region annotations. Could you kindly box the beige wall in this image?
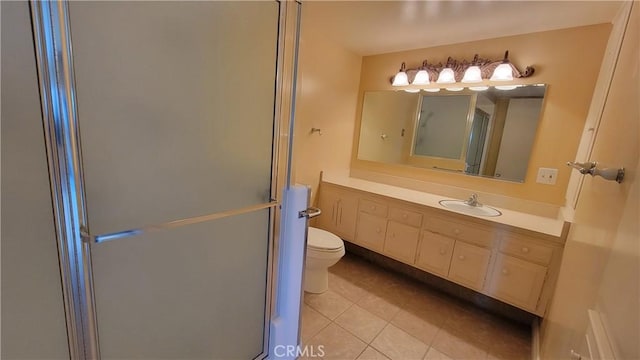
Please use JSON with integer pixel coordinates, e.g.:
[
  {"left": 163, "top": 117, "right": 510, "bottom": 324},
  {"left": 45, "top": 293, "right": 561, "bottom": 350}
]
[
  {"left": 540, "top": 4, "right": 638, "bottom": 358},
  {"left": 352, "top": 24, "right": 611, "bottom": 206},
  {"left": 292, "top": 5, "right": 362, "bottom": 204}
]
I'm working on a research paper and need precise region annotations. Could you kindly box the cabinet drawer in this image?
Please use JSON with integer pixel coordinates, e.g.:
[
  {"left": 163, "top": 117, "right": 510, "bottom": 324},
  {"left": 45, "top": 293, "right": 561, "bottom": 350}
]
[
  {"left": 416, "top": 231, "right": 454, "bottom": 277},
  {"left": 425, "top": 217, "right": 494, "bottom": 248},
  {"left": 383, "top": 221, "right": 420, "bottom": 264},
  {"left": 449, "top": 241, "right": 492, "bottom": 291},
  {"left": 359, "top": 199, "right": 388, "bottom": 218},
  {"left": 389, "top": 207, "right": 423, "bottom": 227},
  {"left": 500, "top": 235, "right": 553, "bottom": 265},
  {"left": 487, "top": 254, "right": 547, "bottom": 311},
  {"left": 355, "top": 212, "right": 387, "bottom": 252}
]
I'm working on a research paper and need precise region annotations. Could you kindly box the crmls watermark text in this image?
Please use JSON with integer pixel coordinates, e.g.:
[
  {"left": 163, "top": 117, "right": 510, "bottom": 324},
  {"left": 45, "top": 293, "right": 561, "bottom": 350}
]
[{"left": 274, "top": 345, "right": 325, "bottom": 358}]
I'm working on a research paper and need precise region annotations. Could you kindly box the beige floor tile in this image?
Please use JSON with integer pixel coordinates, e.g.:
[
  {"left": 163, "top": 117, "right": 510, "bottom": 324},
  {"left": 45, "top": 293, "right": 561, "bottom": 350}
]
[
  {"left": 356, "top": 346, "right": 390, "bottom": 360},
  {"left": 302, "top": 323, "right": 367, "bottom": 360},
  {"left": 390, "top": 308, "right": 441, "bottom": 345},
  {"left": 305, "top": 289, "right": 353, "bottom": 320},
  {"left": 423, "top": 347, "right": 453, "bottom": 360},
  {"left": 431, "top": 327, "right": 488, "bottom": 360},
  {"left": 329, "top": 272, "right": 370, "bottom": 303},
  {"left": 357, "top": 292, "right": 401, "bottom": 321},
  {"left": 300, "top": 304, "right": 331, "bottom": 342},
  {"left": 371, "top": 324, "right": 429, "bottom": 360},
  {"left": 335, "top": 304, "right": 388, "bottom": 343},
  {"left": 487, "top": 332, "right": 531, "bottom": 360}
]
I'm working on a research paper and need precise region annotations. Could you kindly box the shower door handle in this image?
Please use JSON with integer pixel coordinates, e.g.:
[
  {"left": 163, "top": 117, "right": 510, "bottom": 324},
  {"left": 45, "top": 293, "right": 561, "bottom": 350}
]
[{"left": 299, "top": 207, "right": 322, "bottom": 219}]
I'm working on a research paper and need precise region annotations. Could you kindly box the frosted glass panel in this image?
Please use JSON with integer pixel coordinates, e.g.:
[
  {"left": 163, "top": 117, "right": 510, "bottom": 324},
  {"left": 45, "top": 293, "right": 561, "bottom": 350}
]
[
  {"left": 69, "top": 1, "right": 279, "bottom": 234},
  {"left": 91, "top": 210, "right": 270, "bottom": 359}
]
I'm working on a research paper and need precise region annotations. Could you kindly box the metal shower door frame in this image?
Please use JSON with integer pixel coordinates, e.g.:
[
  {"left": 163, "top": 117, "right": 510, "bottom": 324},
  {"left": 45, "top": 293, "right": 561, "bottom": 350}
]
[{"left": 30, "top": 1, "right": 301, "bottom": 359}]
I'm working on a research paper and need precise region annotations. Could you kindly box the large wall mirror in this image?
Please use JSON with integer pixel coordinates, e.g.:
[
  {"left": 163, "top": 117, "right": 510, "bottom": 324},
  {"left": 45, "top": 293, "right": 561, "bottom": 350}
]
[{"left": 357, "top": 84, "right": 547, "bottom": 182}]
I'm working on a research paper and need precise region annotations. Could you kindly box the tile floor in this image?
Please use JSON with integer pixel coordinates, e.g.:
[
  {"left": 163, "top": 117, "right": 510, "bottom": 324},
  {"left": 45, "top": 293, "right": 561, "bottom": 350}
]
[{"left": 301, "top": 253, "right": 532, "bottom": 360}]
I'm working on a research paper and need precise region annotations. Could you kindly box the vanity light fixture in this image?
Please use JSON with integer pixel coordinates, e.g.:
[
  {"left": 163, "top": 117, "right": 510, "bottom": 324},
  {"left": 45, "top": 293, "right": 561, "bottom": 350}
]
[
  {"left": 412, "top": 60, "right": 431, "bottom": 85},
  {"left": 391, "top": 62, "right": 409, "bottom": 86},
  {"left": 461, "top": 55, "right": 483, "bottom": 84},
  {"left": 389, "top": 51, "right": 534, "bottom": 91},
  {"left": 490, "top": 51, "right": 515, "bottom": 81}
]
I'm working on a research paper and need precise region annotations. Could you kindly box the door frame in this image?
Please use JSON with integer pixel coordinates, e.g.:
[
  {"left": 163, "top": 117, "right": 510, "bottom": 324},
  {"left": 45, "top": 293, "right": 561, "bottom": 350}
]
[{"left": 30, "top": 1, "right": 301, "bottom": 358}]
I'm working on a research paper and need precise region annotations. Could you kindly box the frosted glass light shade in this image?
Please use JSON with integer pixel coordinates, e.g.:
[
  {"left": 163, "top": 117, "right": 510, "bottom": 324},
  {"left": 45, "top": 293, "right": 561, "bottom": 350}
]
[
  {"left": 412, "top": 70, "right": 430, "bottom": 85},
  {"left": 461, "top": 65, "right": 482, "bottom": 83},
  {"left": 436, "top": 68, "right": 456, "bottom": 84},
  {"left": 495, "top": 84, "right": 519, "bottom": 90},
  {"left": 392, "top": 71, "right": 409, "bottom": 86},
  {"left": 469, "top": 86, "right": 489, "bottom": 91},
  {"left": 423, "top": 88, "right": 441, "bottom": 93},
  {"left": 490, "top": 63, "right": 514, "bottom": 81},
  {"left": 404, "top": 89, "right": 420, "bottom": 93},
  {"left": 445, "top": 87, "right": 464, "bottom": 92}
]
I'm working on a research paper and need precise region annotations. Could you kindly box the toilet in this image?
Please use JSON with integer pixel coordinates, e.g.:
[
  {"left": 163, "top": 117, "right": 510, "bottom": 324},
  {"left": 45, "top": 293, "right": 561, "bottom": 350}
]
[{"left": 304, "top": 227, "right": 345, "bottom": 293}]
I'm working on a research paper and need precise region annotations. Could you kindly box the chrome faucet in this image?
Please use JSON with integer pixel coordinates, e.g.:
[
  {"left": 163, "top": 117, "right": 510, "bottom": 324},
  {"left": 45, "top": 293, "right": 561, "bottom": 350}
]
[{"left": 464, "top": 193, "right": 482, "bottom": 207}]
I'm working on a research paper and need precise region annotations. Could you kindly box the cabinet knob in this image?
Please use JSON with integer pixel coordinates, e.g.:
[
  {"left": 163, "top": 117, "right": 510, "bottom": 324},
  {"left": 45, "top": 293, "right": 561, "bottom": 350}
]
[
  {"left": 453, "top": 229, "right": 461, "bottom": 235},
  {"left": 375, "top": 228, "right": 381, "bottom": 233},
  {"left": 391, "top": 233, "right": 395, "bottom": 238},
  {"left": 402, "top": 214, "right": 408, "bottom": 219},
  {"left": 502, "top": 268, "right": 509, "bottom": 275},
  {"left": 371, "top": 205, "right": 376, "bottom": 210},
  {"left": 439, "top": 249, "right": 446, "bottom": 255},
  {"left": 458, "top": 255, "right": 465, "bottom": 260},
  {"left": 521, "top": 247, "right": 530, "bottom": 253}
]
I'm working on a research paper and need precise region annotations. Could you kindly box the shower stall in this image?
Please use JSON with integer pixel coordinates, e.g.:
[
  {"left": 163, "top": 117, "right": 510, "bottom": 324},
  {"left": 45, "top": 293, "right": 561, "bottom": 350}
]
[{"left": 4, "top": 1, "right": 302, "bottom": 358}]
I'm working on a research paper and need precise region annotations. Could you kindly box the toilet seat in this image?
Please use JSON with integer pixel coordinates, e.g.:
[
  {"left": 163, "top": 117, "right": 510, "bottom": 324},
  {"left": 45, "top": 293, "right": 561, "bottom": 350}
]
[{"left": 307, "top": 227, "right": 344, "bottom": 252}]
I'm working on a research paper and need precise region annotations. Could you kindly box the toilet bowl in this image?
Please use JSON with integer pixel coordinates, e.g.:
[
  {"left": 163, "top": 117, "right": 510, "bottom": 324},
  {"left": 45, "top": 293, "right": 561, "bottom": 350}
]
[{"left": 304, "top": 227, "right": 345, "bottom": 293}]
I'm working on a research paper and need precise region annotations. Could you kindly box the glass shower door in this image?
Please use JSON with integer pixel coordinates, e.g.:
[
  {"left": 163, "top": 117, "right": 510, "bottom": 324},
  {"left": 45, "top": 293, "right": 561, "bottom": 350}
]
[{"left": 62, "top": 1, "right": 281, "bottom": 358}]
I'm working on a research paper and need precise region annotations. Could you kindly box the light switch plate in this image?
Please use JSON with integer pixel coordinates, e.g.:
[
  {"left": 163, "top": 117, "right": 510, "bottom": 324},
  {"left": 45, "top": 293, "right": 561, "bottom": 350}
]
[{"left": 537, "top": 167, "right": 558, "bottom": 185}]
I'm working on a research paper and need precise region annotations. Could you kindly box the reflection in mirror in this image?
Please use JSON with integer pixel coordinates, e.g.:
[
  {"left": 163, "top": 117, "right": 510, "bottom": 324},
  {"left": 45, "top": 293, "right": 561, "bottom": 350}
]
[{"left": 357, "top": 85, "right": 546, "bottom": 182}]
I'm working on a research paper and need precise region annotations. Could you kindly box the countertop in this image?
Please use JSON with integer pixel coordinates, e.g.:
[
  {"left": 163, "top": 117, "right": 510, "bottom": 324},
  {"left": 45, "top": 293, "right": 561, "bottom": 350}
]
[{"left": 321, "top": 174, "right": 568, "bottom": 237}]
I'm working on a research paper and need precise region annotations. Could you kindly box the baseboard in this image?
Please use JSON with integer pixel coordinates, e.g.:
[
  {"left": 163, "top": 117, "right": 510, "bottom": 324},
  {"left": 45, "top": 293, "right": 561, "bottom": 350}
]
[{"left": 532, "top": 317, "right": 541, "bottom": 360}]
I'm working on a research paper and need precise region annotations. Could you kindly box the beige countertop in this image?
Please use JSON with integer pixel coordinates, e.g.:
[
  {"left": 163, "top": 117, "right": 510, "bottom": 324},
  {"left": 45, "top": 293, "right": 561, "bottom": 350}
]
[{"left": 321, "top": 173, "right": 568, "bottom": 237}]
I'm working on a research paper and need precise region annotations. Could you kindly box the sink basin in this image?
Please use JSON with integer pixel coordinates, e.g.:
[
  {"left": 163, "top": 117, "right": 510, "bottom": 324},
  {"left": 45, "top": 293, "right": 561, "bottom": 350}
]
[{"left": 438, "top": 200, "right": 502, "bottom": 217}]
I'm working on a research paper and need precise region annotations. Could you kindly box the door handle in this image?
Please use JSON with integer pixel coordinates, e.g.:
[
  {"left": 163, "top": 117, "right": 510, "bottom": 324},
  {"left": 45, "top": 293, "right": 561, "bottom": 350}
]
[{"left": 299, "top": 207, "right": 322, "bottom": 219}]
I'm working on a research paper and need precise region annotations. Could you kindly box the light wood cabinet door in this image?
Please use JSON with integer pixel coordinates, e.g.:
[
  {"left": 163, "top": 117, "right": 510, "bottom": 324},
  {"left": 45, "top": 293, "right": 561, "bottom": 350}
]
[
  {"left": 449, "top": 241, "right": 491, "bottom": 291},
  {"left": 316, "top": 187, "right": 358, "bottom": 240},
  {"left": 487, "top": 253, "right": 547, "bottom": 311},
  {"left": 416, "top": 231, "right": 454, "bottom": 277},
  {"left": 335, "top": 193, "right": 359, "bottom": 240},
  {"left": 355, "top": 212, "right": 387, "bottom": 252},
  {"left": 383, "top": 221, "right": 420, "bottom": 264}
]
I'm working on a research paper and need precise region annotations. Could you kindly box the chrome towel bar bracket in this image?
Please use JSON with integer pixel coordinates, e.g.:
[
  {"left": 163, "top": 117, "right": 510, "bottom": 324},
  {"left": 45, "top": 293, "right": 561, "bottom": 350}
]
[{"left": 567, "top": 161, "right": 625, "bottom": 183}]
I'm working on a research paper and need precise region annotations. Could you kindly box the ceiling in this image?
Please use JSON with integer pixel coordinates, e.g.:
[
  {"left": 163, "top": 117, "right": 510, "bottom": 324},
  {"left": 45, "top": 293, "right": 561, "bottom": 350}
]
[{"left": 303, "top": 1, "right": 624, "bottom": 56}]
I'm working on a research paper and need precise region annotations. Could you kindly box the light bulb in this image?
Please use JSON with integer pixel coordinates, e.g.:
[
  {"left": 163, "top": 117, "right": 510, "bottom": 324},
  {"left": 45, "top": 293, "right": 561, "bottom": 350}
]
[
  {"left": 391, "top": 62, "right": 409, "bottom": 86},
  {"left": 412, "top": 70, "right": 430, "bottom": 85},
  {"left": 436, "top": 68, "right": 456, "bottom": 84},
  {"left": 490, "top": 63, "right": 513, "bottom": 81},
  {"left": 392, "top": 71, "right": 409, "bottom": 86},
  {"left": 462, "top": 66, "right": 482, "bottom": 83}
]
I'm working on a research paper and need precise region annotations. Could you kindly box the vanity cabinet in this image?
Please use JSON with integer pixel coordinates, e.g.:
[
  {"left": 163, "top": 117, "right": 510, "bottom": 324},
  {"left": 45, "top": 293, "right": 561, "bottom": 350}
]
[
  {"left": 448, "top": 241, "right": 492, "bottom": 291},
  {"left": 316, "top": 185, "right": 358, "bottom": 240},
  {"left": 415, "top": 232, "right": 454, "bottom": 277},
  {"left": 354, "top": 212, "right": 387, "bottom": 252},
  {"left": 315, "top": 180, "right": 566, "bottom": 316},
  {"left": 417, "top": 220, "right": 493, "bottom": 291},
  {"left": 383, "top": 221, "right": 420, "bottom": 264},
  {"left": 487, "top": 253, "right": 547, "bottom": 311}
]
